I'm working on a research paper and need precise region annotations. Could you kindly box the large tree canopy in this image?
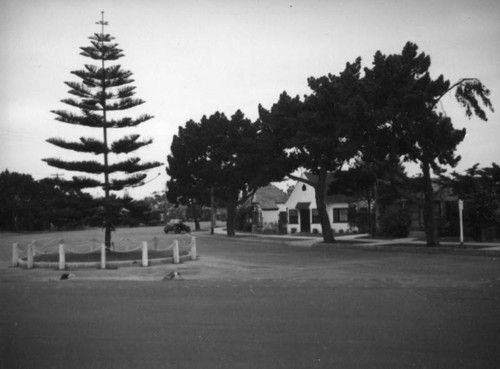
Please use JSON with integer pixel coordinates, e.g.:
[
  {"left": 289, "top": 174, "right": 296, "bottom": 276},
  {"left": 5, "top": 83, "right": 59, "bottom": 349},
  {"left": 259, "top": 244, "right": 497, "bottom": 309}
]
[
  {"left": 259, "top": 58, "right": 369, "bottom": 243},
  {"left": 43, "top": 13, "right": 161, "bottom": 247},
  {"left": 167, "top": 110, "right": 290, "bottom": 236},
  {"left": 362, "top": 42, "right": 493, "bottom": 246}
]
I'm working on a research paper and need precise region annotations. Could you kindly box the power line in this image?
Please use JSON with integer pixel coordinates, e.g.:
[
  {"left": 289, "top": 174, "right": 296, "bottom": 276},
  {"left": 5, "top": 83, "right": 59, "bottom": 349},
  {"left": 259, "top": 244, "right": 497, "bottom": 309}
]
[{"left": 143, "top": 172, "right": 162, "bottom": 185}]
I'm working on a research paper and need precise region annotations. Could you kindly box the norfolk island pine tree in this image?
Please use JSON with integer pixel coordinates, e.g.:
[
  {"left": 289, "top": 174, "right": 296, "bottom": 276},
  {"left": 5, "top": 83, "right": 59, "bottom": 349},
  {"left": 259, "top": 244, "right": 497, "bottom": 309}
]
[{"left": 43, "top": 13, "right": 162, "bottom": 249}]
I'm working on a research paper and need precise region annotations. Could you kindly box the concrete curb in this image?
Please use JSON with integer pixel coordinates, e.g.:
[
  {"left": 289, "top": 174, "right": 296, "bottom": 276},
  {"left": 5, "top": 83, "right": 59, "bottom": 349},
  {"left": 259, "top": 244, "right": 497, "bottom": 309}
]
[{"left": 200, "top": 231, "right": 500, "bottom": 257}]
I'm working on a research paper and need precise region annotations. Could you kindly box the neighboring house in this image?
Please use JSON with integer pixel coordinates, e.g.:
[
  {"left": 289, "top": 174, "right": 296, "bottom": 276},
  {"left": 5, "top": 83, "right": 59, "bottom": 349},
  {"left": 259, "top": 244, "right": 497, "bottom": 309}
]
[
  {"left": 387, "top": 182, "right": 459, "bottom": 236},
  {"left": 251, "top": 184, "right": 288, "bottom": 233},
  {"left": 284, "top": 173, "right": 360, "bottom": 234}
]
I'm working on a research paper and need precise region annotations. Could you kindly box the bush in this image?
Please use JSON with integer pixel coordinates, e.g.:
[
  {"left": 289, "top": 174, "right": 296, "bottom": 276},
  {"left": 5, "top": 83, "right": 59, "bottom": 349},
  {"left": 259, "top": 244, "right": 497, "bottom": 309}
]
[
  {"left": 379, "top": 209, "right": 412, "bottom": 237},
  {"left": 261, "top": 223, "right": 279, "bottom": 234}
]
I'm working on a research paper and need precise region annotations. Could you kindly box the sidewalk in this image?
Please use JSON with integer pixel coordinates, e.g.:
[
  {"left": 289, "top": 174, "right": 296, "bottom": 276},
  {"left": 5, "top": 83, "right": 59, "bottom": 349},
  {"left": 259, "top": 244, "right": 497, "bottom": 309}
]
[
  {"left": 316, "top": 235, "right": 500, "bottom": 257},
  {"left": 206, "top": 228, "right": 500, "bottom": 257}
]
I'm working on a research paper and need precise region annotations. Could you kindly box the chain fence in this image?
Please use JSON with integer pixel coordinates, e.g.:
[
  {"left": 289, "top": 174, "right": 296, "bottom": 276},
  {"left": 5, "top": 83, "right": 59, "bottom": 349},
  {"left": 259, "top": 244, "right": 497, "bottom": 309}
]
[{"left": 12, "top": 234, "right": 197, "bottom": 269}]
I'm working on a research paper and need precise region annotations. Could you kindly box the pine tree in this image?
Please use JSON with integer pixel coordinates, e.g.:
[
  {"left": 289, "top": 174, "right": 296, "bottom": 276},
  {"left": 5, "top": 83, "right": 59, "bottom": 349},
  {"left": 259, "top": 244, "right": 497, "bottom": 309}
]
[{"left": 43, "top": 12, "right": 161, "bottom": 249}]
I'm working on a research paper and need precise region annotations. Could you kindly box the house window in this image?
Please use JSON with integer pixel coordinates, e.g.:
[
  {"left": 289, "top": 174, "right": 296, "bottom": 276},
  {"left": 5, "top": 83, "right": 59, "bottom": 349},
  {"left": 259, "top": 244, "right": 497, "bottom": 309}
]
[
  {"left": 302, "top": 184, "right": 307, "bottom": 191},
  {"left": 289, "top": 209, "right": 299, "bottom": 224},
  {"left": 333, "top": 208, "right": 348, "bottom": 223},
  {"left": 312, "top": 209, "right": 320, "bottom": 224}
]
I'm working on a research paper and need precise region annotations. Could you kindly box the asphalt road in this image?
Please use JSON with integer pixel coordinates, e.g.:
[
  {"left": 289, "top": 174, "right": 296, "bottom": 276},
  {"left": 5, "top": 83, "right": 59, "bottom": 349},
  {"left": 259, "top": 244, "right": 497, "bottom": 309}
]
[{"left": 1, "top": 231, "right": 500, "bottom": 369}]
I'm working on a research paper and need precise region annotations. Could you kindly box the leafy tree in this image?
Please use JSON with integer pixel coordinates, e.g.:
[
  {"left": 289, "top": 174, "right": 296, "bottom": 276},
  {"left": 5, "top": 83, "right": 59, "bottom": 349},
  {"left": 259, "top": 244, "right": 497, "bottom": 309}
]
[
  {"left": 259, "top": 59, "right": 369, "bottom": 243},
  {"left": 37, "top": 177, "right": 96, "bottom": 229},
  {"left": 167, "top": 110, "right": 289, "bottom": 236},
  {"left": 120, "top": 196, "right": 160, "bottom": 227},
  {"left": 363, "top": 42, "right": 493, "bottom": 246},
  {"left": 141, "top": 193, "right": 168, "bottom": 225},
  {"left": 444, "top": 163, "right": 500, "bottom": 241},
  {"left": 166, "top": 119, "right": 213, "bottom": 230},
  {"left": 0, "top": 171, "right": 95, "bottom": 231},
  {"left": 0, "top": 170, "right": 42, "bottom": 230},
  {"left": 43, "top": 13, "right": 161, "bottom": 248}
]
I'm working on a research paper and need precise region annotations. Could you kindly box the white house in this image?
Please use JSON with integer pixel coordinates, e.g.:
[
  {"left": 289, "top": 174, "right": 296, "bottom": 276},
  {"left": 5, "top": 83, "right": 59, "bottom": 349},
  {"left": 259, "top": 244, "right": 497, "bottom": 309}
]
[{"left": 284, "top": 173, "right": 355, "bottom": 234}]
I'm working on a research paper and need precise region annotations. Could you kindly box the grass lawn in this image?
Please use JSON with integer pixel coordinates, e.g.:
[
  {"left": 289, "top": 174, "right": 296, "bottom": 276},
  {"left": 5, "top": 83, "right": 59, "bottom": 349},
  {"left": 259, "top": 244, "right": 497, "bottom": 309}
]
[{"left": 30, "top": 249, "right": 189, "bottom": 263}]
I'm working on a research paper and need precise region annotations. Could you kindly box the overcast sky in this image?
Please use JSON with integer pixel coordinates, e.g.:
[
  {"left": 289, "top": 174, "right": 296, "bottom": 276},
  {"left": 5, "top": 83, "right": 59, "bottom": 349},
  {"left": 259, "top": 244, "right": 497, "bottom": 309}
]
[{"left": 1, "top": 0, "right": 499, "bottom": 198}]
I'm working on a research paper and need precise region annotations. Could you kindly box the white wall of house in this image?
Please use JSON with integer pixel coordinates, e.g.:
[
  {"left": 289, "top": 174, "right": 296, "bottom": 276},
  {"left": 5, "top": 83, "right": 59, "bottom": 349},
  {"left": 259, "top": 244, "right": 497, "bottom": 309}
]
[
  {"left": 284, "top": 179, "right": 352, "bottom": 234},
  {"left": 260, "top": 203, "right": 286, "bottom": 231}
]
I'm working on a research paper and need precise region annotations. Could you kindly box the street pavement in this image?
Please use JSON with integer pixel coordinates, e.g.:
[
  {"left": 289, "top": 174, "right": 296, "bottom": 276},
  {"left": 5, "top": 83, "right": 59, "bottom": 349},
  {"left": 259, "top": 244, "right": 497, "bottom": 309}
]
[{"left": 1, "top": 230, "right": 500, "bottom": 368}]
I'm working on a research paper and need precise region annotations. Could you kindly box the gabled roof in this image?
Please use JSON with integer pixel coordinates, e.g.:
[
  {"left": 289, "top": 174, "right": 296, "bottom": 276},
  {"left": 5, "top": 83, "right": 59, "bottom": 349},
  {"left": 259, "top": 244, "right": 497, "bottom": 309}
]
[
  {"left": 297, "top": 172, "right": 355, "bottom": 204},
  {"left": 253, "top": 184, "right": 287, "bottom": 210}
]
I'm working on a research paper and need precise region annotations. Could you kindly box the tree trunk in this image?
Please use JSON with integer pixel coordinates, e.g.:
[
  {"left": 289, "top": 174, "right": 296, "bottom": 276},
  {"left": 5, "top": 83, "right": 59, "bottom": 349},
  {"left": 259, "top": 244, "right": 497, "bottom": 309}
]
[
  {"left": 226, "top": 190, "right": 237, "bottom": 237},
  {"left": 422, "top": 161, "right": 439, "bottom": 247},
  {"left": 373, "top": 181, "right": 381, "bottom": 235},
  {"left": 105, "top": 225, "right": 112, "bottom": 251},
  {"left": 210, "top": 186, "right": 215, "bottom": 235},
  {"left": 190, "top": 202, "right": 201, "bottom": 231},
  {"left": 367, "top": 196, "right": 373, "bottom": 235},
  {"left": 101, "top": 49, "right": 112, "bottom": 251},
  {"left": 315, "top": 171, "right": 335, "bottom": 243}
]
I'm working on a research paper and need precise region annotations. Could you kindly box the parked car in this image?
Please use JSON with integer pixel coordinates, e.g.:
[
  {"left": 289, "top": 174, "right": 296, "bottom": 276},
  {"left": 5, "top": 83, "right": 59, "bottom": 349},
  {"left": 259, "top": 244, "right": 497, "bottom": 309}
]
[{"left": 164, "top": 219, "right": 191, "bottom": 234}]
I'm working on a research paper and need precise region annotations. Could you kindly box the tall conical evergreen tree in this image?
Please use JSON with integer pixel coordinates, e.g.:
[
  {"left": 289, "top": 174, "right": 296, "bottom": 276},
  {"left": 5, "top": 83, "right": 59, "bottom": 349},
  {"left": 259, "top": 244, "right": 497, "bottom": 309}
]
[{"left": 43, "top": 12, "right": 161, "bottom": 248}]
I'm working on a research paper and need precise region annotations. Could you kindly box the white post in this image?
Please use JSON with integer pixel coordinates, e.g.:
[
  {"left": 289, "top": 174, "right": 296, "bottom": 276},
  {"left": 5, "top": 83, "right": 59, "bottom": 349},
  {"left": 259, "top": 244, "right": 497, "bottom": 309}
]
[
  {"left": 458, "top": 199, "right": 464, "bottom": 247},
  {"left": 27, "top": 241, "right": 34, "bottom": 269},
  {"left": 173, "top": 239, "right": 180, "bottom": 264},
  {"left": 12, "top": 243, "right": 18, "bottom": 267},
  {"left": 142, "top": 241, "right": 148, "bottom": 267},
  {"left": 101, "top": 243, "right": 106, "bottom": 269},
  {"left": 58, "top": 244, "right": 65, "bottom": 270},
  {"left": 190, "top": 236, "right": 197, "bottom": 260}
]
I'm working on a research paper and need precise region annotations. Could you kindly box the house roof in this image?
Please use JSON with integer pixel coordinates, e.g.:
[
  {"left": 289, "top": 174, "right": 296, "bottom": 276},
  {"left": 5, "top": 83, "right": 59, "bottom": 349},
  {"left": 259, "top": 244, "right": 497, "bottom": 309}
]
[
  {"left": 300, "top": 173, "right": 355, "bottom": 203},
  {"left": 253, "top": 184, "right": 288, "bottom": 210},
  {"left": 295, "top": 202, "right": 311, "bottom": 209}
]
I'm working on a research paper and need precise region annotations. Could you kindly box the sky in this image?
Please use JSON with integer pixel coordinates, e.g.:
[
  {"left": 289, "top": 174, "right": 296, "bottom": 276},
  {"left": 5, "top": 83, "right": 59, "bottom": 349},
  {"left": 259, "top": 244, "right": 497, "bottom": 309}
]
[{"left": 1, "top": 0, "right": 499, "bottom": 199}]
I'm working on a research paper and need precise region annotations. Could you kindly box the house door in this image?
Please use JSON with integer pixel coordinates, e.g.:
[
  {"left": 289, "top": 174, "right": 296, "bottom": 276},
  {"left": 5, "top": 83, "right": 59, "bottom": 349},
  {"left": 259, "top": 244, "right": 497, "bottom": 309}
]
[{"left": 300, "top": 209, "right": 311, "bottom": 233}]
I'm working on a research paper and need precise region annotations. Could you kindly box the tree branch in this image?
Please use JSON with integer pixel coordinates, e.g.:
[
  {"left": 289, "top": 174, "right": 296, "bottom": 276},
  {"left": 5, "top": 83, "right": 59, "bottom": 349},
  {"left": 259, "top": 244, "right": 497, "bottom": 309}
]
[
  {"left": 433, "top": 78, "right": 480, "bottom": 107},
  {"left": 287, "top": 173, "right": 316, "bottom": 187}
]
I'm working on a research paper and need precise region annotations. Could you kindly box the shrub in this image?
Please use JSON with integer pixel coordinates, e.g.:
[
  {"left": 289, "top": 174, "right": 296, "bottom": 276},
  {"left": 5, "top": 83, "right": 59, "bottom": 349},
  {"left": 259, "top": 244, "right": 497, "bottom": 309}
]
[
  {"left": 379, "top": 209, "right": 412, "bottom": 237},
  {"left": 261, "top": 222, "right": 279, "bottom": 234}
]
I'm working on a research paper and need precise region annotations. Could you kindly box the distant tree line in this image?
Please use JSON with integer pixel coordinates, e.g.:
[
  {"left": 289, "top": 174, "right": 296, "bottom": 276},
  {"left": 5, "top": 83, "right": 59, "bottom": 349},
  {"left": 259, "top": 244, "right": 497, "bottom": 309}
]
[{"left": 0, "top": 170, "right": 164, "bottom": 231}]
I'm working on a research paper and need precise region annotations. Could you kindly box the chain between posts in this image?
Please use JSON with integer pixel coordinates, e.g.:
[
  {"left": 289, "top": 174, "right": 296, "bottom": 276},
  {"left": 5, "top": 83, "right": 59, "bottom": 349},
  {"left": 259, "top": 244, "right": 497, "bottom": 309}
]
[{"left": 12, "top": 236, "right": 197, "bottom": 268}]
